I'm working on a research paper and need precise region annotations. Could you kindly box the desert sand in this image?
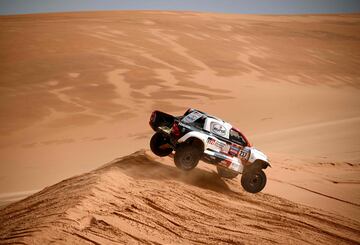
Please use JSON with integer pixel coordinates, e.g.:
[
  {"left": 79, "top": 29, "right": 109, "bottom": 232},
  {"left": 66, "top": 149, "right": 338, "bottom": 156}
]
[
  {"left": 0, "top": 11, "right": 359, "bottom": 243},
  {"left": 1, "top": 150, "right": 359, "bottom": 244}
]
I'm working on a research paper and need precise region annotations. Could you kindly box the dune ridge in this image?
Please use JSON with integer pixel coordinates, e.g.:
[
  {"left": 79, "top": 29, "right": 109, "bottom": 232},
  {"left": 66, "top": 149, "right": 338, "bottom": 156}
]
[{"left": 0, "top": 150, "right": 359, "bottom": 244}]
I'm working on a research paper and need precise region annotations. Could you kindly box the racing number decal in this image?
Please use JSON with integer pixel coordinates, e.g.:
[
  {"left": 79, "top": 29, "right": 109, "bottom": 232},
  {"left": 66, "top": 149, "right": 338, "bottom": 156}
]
[
  {"left": 239, "top": 150, "right": 249, "bottom": 160},
  {"left": 239, "top": 149, "right": 249, "bottom": 159}
]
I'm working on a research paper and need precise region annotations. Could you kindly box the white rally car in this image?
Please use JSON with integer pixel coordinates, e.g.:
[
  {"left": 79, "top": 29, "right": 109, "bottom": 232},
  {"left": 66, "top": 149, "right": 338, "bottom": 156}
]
[{"left": 149, "top": 108, "right": 271, "bottom": 193}]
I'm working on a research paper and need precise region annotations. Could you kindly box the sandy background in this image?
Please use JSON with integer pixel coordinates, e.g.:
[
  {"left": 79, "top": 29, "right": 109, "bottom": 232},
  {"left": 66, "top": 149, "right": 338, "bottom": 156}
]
[{"left": 0, "top": 11, "right": 359, "bottom": 240}]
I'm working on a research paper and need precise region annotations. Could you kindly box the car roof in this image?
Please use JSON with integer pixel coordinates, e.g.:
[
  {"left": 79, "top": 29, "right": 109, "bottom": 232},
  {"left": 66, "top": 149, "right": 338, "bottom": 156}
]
[
  {"left": 189, "top": 108, "right": 230, "bottom": 126},
  {"left": 187, "top": 108, "right": 251, "bottom": 146}
]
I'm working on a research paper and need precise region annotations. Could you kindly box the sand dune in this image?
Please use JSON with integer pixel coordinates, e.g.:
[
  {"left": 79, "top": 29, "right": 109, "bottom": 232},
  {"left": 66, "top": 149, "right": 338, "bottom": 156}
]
[
  {"left": 0, "top": 10, "right": 360, "bottom": 243},
  {"left": 1, "top": 150, "right": 359, "bottom": 244}
]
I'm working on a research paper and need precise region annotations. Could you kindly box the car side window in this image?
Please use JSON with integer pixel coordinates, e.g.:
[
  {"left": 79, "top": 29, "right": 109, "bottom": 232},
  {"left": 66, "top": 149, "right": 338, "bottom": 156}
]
[
  {"left": 229, "top": 129, "right": 246, "bottom": 146},
  {"left": 192, "top": 117, "right": 205, "bottom": 129}
]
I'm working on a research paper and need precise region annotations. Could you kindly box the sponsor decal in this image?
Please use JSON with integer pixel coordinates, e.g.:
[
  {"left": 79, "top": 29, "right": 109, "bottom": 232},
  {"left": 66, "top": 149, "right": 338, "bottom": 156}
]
[
  {"left": 229, "top": 145, "right": 240, "bottom": 155},
  {"left": 219, "top": 160, "right": 231, "bottom": 168},
  {"left": 207, "top": 137, "right": 216, "bottom": 145},
  {"left": 220, "top": 144, "right": 230, "bottom": 154},
  {"left": 182, "top": 111, "right": 203, "bottom": 124},
  {"left": 210, "top": 122, "right": 227, "bottom": 137},
  {"left": 214, "top": 152, "right": 228, "bottom": 160},
  {"left": 215, "top": 152, "right": 234, "bottom": 168},
  {"left": 215, "top": 141, "right": 226, "bottom": 149},
  {"left": 219, "top": 159, "right": 232, "bottom": 168},
  {"left": 207, "top": 138, "right": 227, "bottom": 150}
]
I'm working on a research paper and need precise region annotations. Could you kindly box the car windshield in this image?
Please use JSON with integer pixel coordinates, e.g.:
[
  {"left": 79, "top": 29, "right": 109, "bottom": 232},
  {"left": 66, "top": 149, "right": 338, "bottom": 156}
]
[{"left": 229, "top": 129, "right": 247, "bottom": 146}]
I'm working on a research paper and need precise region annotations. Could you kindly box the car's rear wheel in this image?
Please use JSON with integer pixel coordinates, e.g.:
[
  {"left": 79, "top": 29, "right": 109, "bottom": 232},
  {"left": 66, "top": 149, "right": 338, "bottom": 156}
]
[
  {"left": 174, "top": 144, "right": 202, "bottom": 171},
  {"left": 216, "top": 166, "right": 239, "bottom": 179},
  {"left": 241, "top": 170, "right": 267, "bottom": 193},
  {"left": 150, "top": 132, "right": 173, "bottom": 157}
]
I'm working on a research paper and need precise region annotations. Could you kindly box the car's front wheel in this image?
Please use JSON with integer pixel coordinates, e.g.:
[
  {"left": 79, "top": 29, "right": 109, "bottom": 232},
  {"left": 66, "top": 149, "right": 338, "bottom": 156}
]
[
  {"left": 150, "top": 132, "right": 173, "bottom": 157},
  {"left": 241, "top": 170, "right": 267, "bottom": 193},
  {"left": 174, "top": 144, "right": 202, "bottom": 171}
]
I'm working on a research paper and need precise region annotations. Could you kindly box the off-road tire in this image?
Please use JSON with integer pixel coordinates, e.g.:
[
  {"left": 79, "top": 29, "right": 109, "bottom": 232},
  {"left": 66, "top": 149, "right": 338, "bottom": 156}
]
[
  {"left": 241, "top": 170, "right": 267, "bottom": 193},
  {"left": 174, "top": 144, "right": 202, "bottom": 171},
  {"left": 216, "top": 166, "right": 239, "bottom": 179},
  {"left": 150, "top": 132, "right": 173, "bottom": 157}
]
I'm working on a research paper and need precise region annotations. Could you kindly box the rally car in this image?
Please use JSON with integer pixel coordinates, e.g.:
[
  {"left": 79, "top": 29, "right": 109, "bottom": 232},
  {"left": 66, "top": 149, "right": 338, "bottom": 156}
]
[{"left": 149, "top": 108, "right": 271, "bottom": 193}]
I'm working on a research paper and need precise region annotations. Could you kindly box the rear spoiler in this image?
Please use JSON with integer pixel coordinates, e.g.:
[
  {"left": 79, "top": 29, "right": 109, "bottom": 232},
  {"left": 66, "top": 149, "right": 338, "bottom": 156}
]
[{"left": 149, "top": 110, "right": 175, "bottom": 131}]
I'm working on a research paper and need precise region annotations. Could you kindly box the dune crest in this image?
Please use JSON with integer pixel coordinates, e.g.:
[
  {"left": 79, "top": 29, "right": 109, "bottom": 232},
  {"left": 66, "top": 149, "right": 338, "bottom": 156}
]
[{"left": 1, "top": 150, "right": 359, "bottom": 244}]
